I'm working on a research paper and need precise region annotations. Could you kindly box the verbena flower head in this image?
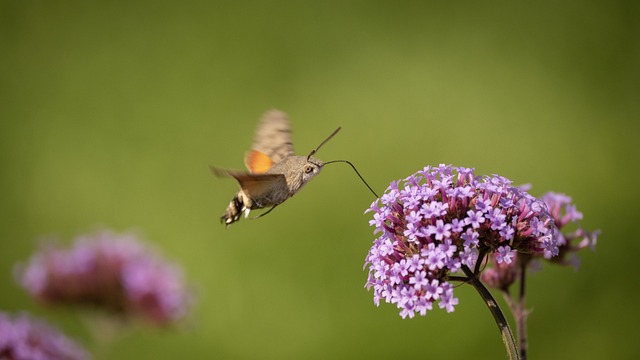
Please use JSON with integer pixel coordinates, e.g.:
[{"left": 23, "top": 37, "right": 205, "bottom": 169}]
[
  {"left": 481, "top": 191, "right": 600, "bottom": 288},
  {"left": 16, "top": 231, "right": 192, "bottom": 326},
  {"left": 364, "top": 164, "right": 559, "bottom": 318},
  {"left": 0, "top": 311, "right": 89, "bottom": 360},
  {"left": 542, "top": 192, "right": 599, "bottom": 269}
]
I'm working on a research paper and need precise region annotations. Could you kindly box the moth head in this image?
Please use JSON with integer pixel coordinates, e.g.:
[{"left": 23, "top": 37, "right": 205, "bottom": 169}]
[
  {"left": 302, "top": 156, "right": 324, "bottom": 183},
  {"left": 286, "top": 126, "right": 339, "bottom": 188}
]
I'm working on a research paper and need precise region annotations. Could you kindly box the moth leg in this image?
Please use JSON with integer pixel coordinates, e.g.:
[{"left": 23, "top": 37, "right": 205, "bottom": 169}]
[{"left": 250, "top": 205, "right": 279, "bottom": 220}]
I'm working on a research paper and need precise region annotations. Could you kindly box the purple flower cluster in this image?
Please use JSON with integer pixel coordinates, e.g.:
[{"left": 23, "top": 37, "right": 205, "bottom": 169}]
[
  {"left": 0, "top": 312, "right": 89, "bottom": 360},
  {"left": 542, "top": 192, "right": 599, "bottom": 269},
  {"left": 481, "top": 191, "right": 600, "bottom": 288},
  {"left": 365, "top": 165, "right": 559, "bottom": 318},
  {"left": 16, "top": 231, "right": 191, "bottom": 326}
]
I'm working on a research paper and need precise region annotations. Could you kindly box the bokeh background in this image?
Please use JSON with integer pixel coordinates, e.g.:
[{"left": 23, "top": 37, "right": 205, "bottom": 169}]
[{"left": 1, "top": 1, "right": 638, "bottom": 359}]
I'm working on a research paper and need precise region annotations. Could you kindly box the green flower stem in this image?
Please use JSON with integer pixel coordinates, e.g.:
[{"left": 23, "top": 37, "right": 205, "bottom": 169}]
[
  {"left": 517, "top": 261, "right": 528, "bottom": 360},
  {"left": 501, "top": 258, "right": 531, "bottom": 360},
  {"left": 461, "top": 265, "right": 520, "bottom": 360}
]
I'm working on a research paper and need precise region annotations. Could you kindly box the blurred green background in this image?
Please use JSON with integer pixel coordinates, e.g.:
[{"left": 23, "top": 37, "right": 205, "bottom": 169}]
[{"left": 1, "top": 0, "right": 638, "bottom": 359}]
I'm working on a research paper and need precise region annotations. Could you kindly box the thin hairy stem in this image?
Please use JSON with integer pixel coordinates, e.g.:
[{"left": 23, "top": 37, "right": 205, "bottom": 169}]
[
  {"left": 517, "top": 261, "right": 528, "bottom": 360},
  {"left": 474, "top": 250, "right": 487, "bottom": 275},
  {"left": 461, "top": 265, "right": 520, "bottom": 360}
]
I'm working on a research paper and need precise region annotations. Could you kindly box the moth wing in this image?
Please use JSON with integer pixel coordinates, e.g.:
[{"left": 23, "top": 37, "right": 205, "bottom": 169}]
[
  {"left": 232, "top": 172, "right": 286, "bottom": 199},
  {"left": 211, "top": 167, "right": 286, "bottom": 199},
  {"left": 244, "top": 109, "right": 294, "bottom": 174},
  {"left": 244, "top": 150, "right": 273, "bottom": 174}
]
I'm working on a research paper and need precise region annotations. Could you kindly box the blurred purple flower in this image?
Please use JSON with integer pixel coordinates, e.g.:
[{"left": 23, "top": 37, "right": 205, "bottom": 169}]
[
  {"left": 541, "top": 192, "right": 599, "bottom": 269},
  {"left": 481, "top": 191, "right": 599, "bottom": 289},
  {"left": 15, "top": 231, "right": 192, "bottom": 326},
  {"left": 364, "top": 164, "right": 559, "bottom": 318},
  {"left": 480, "top": 255, "right": 519, "bottom": 291},
  {"left": 0, "top": 311, "right": 89, "bottom": 360}
]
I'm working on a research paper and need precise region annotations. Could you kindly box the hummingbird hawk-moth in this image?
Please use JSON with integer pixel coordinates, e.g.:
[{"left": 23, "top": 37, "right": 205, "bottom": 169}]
[{"left": 211, "top": 109, "right": 341, "bottom": 227}]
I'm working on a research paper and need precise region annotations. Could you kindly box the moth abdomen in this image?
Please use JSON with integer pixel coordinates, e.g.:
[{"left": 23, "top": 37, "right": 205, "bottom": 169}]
[{"left": 221, "top": 192, "right": 245, "bottom": 227}]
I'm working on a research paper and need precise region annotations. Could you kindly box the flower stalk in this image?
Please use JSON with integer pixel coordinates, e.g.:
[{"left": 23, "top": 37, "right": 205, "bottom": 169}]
[
  {"left": 516, "top": 262, "right": 529, "bottom": 360},
  {"left": 461, "top": 264, "right": 519, "bottom": 360}
]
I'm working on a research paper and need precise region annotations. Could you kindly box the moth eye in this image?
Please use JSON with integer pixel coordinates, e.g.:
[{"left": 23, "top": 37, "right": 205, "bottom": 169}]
[{"left": 305, "top": 166, "right": 313, "bottom": 174}]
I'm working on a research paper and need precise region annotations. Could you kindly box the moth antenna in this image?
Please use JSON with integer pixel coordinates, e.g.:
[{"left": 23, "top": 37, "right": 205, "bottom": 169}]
[
  {"left": 307, "top": 127, "right": 342, "bottom": 161},
  {"left": 324, "top": 159, "right": 379, "bottom": 198}
]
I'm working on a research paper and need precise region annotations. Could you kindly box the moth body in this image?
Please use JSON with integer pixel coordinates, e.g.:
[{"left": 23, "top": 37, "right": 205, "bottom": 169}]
[
  {"left": 213, "top": 110, "right": 335, "bottom": 228},
  {"left": 266, "top": 155, "right": 323, "bottom": 195}
]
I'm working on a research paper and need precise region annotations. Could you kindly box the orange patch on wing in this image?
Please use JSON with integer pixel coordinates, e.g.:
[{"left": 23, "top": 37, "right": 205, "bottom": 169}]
[{"left": 245, "top": 150, "right": 273, "bottom": 173}]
